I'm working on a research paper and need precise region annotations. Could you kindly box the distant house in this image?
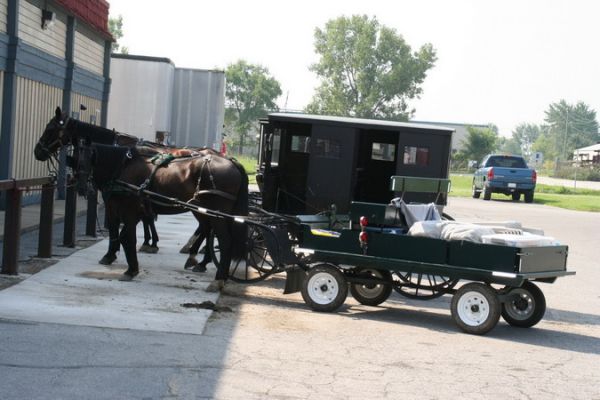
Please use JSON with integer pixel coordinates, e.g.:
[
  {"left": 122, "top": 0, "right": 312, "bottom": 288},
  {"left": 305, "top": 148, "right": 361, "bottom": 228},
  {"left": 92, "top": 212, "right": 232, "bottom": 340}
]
[
  {"left": 410, "top": 121, "right": 490, "bottom": 154},
  {"left": 573, "top": 143, "right": 600, "bottom": 165}
]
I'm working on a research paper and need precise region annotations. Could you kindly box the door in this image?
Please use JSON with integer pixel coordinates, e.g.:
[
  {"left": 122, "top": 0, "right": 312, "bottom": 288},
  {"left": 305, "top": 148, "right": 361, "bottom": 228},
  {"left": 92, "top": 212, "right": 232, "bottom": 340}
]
[
  {"left": 305, "top": 124, "right": 357, "bottom": 213},
  {"left": 354, "top": 129, "right": 398, "bottom": 203}
]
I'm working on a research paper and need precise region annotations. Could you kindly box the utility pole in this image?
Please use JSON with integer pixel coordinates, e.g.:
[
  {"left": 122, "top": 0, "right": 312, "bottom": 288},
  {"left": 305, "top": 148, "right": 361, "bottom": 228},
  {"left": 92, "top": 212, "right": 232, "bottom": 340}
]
[{"left": 562, "top": 108, "right": 569, "bottom": 161}]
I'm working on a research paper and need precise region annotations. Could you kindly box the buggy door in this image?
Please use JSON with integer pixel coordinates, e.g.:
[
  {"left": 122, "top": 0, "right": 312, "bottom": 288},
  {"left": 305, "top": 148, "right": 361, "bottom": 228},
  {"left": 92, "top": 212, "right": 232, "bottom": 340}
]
[
  {"left": 305, "top": 124, "right": 357, "bottom": 213},
  {"left": 354, "top": 129, "right": 398, "bottom": 203}
]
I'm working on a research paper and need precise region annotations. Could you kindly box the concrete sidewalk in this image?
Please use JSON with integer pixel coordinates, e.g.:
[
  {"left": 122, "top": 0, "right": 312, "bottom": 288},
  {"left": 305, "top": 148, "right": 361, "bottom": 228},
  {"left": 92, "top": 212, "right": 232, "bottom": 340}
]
[{"left": 0, "top": 213, "right": 220, "bottom": 335}]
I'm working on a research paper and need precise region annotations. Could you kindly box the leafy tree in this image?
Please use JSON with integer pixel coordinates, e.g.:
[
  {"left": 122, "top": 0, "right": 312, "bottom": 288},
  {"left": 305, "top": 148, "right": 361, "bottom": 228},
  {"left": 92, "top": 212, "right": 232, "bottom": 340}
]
[
  {"left": 225, "top": 60, "right": 282, "bottom": 154},
  {"left": 512, "top": 123, "right": 540, "bottom": 157},
  {"left": 108, "top": 15, "right": 128, "bottom": 54},
  {"left": 459, "top": 126, "right": 498, "bottom": 163},
  {"left": 543, "top": 100, "right": 599, "bottom": 160},
  {"left": 496, "top": 136, "right": 522, "bottom": 155},
  {"left": 306, "top": 15, "right": 437, "bottom": 121}
]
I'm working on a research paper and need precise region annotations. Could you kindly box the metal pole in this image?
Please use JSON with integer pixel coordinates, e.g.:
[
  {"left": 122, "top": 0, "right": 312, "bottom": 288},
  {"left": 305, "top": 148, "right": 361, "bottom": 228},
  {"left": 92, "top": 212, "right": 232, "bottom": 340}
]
[
  {"left": 38, "top": 182, "right": 55, "bottom": 258},
  {"left": 63, "top": 175, "right": 77, "bottom": 247},
  {"left": 2, "top": 187, "right": 22, "bottom": 275}
]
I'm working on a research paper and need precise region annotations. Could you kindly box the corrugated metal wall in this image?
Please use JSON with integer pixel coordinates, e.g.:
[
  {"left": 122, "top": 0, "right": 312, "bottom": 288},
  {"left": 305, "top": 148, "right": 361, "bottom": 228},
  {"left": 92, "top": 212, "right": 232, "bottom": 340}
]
[
  {"left": 107, "top": 58, "right": 174, "bottom": 140},
  {"left": 171, "top": 69, "right": 224, "bottom": 149},
  {"left": 19, "top": 0, "right": 67, "bottom": 59},
  {"left": 11, "top": 76, "right": 62, "bottom": 179},
  {"left": 0, "top": 0, "right": 8, "bottom": 33},
  {"left": 74, "top": 24, "right": 104, "bottom": 75},
  {"left": 71, "top": 91, "right": 101, "bottom": 125}
]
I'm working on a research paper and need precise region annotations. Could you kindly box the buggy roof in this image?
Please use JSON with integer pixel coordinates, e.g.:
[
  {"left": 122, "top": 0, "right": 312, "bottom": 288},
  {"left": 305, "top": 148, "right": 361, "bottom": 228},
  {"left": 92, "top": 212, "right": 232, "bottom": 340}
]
[{"left": 263, "top": 113, "right": 455, "bottom": 135}]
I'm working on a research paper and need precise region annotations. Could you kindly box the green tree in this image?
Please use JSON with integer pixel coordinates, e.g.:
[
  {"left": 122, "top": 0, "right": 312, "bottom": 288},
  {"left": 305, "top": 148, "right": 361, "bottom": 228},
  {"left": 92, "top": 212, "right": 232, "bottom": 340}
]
[
  {"left": 108, "top": 15, "right": 128, "bottom": 54},
  {"left": 543, "top": 100, "right": 599, "bottom": 160},
  {"left": 496, "top": 136, "right": 522, "bottom": 155},
  {"left": 512, "top": 123, "right": 540, "bottom": 157},
  {"left": 306, "top": 15, "right": 437, "bottom": 121},
  {"left": 460, "top": 126, "right": 498, "bottom": 163},
  {"left": 225, "top": 60, "right": 282, "bottom": 154}
]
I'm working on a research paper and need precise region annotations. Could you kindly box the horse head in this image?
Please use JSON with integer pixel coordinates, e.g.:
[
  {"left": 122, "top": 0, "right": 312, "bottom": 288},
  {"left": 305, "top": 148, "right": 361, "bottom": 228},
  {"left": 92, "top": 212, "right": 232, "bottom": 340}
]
[{"left": 34, "top": 107, "right": 72, "bottom": 161}]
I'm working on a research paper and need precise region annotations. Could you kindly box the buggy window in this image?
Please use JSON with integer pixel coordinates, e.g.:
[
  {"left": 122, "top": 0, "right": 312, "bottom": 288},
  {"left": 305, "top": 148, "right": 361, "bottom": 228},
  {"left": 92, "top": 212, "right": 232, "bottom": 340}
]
[
  {"left": 487, "top": 156, "right": 527, "bottom": 168},
  {"left": 314, "top": 138, "right": 341, "bottom": 159},
  {"left": 270, "top": 129, "right": 282, "bottom": 167},
  {"left": 403, "top": 146, "right": 430, "bottom": 166},
  {"left": 371, "top": 143, "right": 396, "bottom": 161},
  {"left": 291, "top": 135, "right": 310, "bottom": 153}
]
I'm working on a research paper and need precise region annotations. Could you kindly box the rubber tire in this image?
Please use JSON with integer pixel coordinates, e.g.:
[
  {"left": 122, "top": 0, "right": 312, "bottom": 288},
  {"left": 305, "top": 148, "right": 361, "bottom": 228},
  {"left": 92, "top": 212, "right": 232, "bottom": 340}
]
[
  {"left": 524, "top": 190, "right": 534, "bottom": 203},
  {"left": 511, "top": 192, "right": 520, "bottom": 201},
  {"left": 501, "top": 281, "right": 546, "bottom": 328},
  {"left": 483, "top": 187, "right": 492, "bottom": 201},
  {"left": 451, "top": 283, "right": 501, "bottom": 335},
  {"left": 472, "top": 183, "right": 481, "bottom": 199},
  {"left": 301, "top": 264, "right": 347, "bottom": 312},
  {"left": 350, "top": 269, "right": 392, "bottom": 306}
]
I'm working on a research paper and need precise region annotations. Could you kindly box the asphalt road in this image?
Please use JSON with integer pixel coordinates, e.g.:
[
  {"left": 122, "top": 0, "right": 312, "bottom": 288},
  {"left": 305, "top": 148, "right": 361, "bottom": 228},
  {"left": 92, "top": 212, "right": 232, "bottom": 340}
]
[{"left": 0, "top": 197, "right": 599, "bottom": 399}]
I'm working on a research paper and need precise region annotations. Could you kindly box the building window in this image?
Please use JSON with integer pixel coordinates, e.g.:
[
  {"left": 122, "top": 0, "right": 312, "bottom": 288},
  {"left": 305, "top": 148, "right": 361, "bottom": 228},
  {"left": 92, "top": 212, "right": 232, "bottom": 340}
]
[
  {"left": 291, "top": 135, "right": 310, "bottom": 153},
  {"left": 403, "top": 146, "right": 430, "bottom": 166},
  {"left": 371, "top": 142, "right": 396, "bottom": 161},
  {"left": 314, "top": 138, "right": 341, "bottom": 159}
]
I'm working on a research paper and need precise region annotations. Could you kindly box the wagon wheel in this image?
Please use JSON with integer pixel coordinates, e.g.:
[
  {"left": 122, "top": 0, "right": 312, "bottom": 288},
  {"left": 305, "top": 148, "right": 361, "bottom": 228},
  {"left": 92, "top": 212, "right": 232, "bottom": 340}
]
[
  {"left": 451, "top": 282, "right": 501, "bottom": 335},
  {"left": 500, "top": 281, "right": 546, "bottom": 328},
  {"left": 301, "top": 263, "right": 347, "bottom": 312},
  {"left": 392, "top": 271, "right": 458, "bottom": 300},
  {"left": 208, "top": 225, "right": 277, "bottom": 283},
  {"left": 349, "top": 268, "right": 393, "bottom": 307}
]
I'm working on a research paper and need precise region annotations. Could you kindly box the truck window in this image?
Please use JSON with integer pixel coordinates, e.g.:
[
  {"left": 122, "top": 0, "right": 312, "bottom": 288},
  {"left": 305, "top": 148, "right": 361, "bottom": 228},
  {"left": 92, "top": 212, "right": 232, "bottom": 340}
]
[{"left": 487, "top": 156, "right": 527, "bottom": 168}]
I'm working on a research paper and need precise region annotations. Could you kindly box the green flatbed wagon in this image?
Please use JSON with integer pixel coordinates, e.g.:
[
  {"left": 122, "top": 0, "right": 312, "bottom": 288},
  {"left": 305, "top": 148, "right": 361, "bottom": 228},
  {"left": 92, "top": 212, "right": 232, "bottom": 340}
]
[{"left": 236, "top": 176, "right": 575, "bottom": 335}]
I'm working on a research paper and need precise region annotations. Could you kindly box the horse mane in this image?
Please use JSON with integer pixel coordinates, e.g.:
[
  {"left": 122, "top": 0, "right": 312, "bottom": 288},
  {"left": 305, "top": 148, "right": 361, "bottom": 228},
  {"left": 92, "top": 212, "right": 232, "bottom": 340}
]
[
  {"left": 90, "top": 144, "right": 139, "bottom": 189},
  {"left": 69, "top": 119, "right": 117, "bottom": 145}
]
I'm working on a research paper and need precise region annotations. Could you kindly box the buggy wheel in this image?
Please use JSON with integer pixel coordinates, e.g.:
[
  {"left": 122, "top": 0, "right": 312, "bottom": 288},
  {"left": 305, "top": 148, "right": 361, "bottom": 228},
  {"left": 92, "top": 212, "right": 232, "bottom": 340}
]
[
  {"left": 208, "top": 228, "right": 277, "bottom": 283},
  {"left": 501, "top": 281, "right": 546, "bottom": 328},
  {"left": 350, "top": 268, "right": 393, "bottom": 306},
  {"left": 511, "top": 192, "right": 521, "bottom": 201},
  {"left": 393, "top": 271, "right": 458, "bottom": 300},
  {"left": 472, "top": 182, "right": 481, "bottom": 199},
  {"left": 451, "top": 283, "right": 501, "bottom": 335},
  {"left": 483, "top": 186, "right": 492, "bottom": 200},
  {"left": 301, "top": 264, "right": 347, "bottom": 312}
]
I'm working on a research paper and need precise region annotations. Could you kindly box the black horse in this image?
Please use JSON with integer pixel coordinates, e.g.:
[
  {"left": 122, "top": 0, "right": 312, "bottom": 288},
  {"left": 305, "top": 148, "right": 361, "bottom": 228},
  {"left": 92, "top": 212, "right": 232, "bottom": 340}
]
[{"left": 35, "top": 108, "right": 248, "bottom": 289}]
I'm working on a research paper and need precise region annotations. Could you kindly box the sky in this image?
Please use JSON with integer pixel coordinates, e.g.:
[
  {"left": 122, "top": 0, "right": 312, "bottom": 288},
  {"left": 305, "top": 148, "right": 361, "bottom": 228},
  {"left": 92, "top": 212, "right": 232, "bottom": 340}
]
[{"left": 107, "top": 0, "right": 600, "bottom": 137}]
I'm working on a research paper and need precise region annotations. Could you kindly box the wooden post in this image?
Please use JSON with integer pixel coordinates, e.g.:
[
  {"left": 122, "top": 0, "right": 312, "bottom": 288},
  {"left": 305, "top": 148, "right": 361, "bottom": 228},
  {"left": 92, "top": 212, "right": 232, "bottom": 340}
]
[
  {"left": 2, "top": 187, "right": 22, "bottom": 275},
  {"left": 63, "top": 175, "right": 77, "bottom": 247},
  {"left": 38, "top": 182, "right": 55, "bottom": 258}
]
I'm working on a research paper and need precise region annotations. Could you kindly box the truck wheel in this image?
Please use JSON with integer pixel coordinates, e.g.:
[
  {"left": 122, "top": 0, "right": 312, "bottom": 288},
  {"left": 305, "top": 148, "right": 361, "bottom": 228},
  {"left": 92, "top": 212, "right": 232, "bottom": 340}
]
[
  {"left": 483, "top": 187, "right": 492, "bottom": 201},
  {"left": 472, "top": 183, "right": 481, "bottom": 199},
  {"left": 451, "top": 283, "right": 500, "bottom": 335},
  {"left": 501, "top": 281, "right": 546, "bottom": 328},
  {"left": 511, "top": 192, "right": 520, "bottom": 201},
  {"left": 350, "top": 268, "right": 392, "bottom": 306},
  {"left": 301, "top": 264, "right": 347, "bottom": 312},
  {"left": 524, "top": 190, "right": 534, "bottom": 203}
]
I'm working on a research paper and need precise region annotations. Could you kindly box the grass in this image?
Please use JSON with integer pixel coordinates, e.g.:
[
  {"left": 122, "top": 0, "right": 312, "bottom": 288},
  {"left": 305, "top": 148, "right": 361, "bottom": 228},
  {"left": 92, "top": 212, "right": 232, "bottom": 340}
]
[
  {"left": 449, "top": 174, "right": 600, "bottom": 212},
  {"left": 233, "top": 155, "right": 258, "bottom": 184}
]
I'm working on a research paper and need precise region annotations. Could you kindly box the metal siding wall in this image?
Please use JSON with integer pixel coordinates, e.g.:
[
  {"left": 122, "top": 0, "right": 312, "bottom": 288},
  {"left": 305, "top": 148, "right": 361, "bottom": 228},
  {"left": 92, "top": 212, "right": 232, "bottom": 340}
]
[
  {"left": 71, "top": 91, "right": 101, "bottom": 125},
  {"left": 171, "top": 69, "right": 224, "bottom": 149},
  {"left": 12, "top": 76, "right": 62, "bottom": 179},
  {"left": 18, "top": 0, "right": 67, "bottom": 59},
  {"left": 0, "top": 0, "right": 7, "bottom": 33},
  {"left": 0, "top": 70, "right": 3, "bottom": 134},
  {"left": 107, "top": 58, "right": 174, "bottom": 139},
  {"left": 74, "top": 24, "right": 103, "bottom": 75}
]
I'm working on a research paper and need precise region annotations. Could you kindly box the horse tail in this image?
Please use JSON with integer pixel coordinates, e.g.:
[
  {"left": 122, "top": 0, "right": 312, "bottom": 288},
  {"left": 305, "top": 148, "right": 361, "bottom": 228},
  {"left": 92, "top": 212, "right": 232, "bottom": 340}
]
[{"left": 229, "top": 157, "right": 249, "bottom": 261}]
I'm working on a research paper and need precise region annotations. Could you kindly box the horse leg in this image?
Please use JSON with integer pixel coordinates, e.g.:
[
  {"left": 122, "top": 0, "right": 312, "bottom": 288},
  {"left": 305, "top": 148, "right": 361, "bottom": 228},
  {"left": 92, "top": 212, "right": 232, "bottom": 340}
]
[
  {"left": 119, "top": 218, "right": 140, "bottom": 281},
  {"left": 190, "top": 224, "right": 211, "bottom": 273},
  {"left": 205, "top": 221, "right": 231, "bottom": 292},
  {"left": 180, "top": 225, "right": 201, "bottom": 254},
  {"left": 99, "top": 211, "right": 120, "bottom": 265},
  {"left": 139, "top": 216, "right": 159, "bottom": 253}
]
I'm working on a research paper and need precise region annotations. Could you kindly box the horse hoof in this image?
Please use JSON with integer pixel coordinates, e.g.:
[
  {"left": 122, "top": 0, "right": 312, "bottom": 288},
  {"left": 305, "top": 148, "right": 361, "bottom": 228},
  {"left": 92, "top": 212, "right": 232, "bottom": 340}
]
[
  {"left": 184, "top": 258, "right": 197, "bottom": 270},
  {"left": 118, "top": 271, "right": 139, "bottom": 282},
  {"left": 205, "top": 280, "right": 224, "bottom": 292},
  {"left": 192, "top": 264, "right": 207, "bottom": 273},
  {"left": 99, "top": 255, "right": 116, "bottom": 265}
]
